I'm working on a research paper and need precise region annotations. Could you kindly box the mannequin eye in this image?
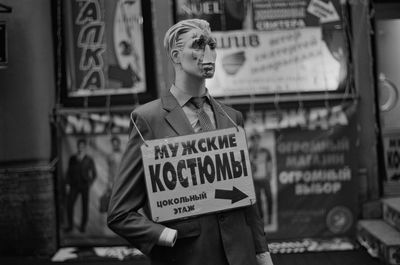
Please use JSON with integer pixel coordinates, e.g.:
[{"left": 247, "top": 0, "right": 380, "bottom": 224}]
[
  {"left": 208, "top": 40, "right": 216, "bottom": 49},
  {"left": 192, "top": 38, "right": 205, "bottom": 49}
]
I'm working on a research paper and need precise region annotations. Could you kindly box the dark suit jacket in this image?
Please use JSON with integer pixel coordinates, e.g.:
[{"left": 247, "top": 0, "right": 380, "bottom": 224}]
[
  {"left": 67, "top": 155, "right": 97, "bottom": 189},
  {"left": 107, "top": 91, "right": 268, "bottom": 265}
]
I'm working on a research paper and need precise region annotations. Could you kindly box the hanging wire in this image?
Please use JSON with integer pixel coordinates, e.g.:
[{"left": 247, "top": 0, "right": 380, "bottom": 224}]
[
  {"left": 297, "top": 91, "right": 304, "bottom": 113},
  {"left": 324, "top": 86, "right": 330, "bottom": 110},
  {"left": 213, "top": 98, "right": 239, "bottom": 132},
  {"left": 106, "top": 95, "right": 112, "bottom": 136},
  {"left": 129, "top": 112, "right": 149, "bottom": 147},
  {"left": 81, "top": 96, "right": 90, "bottom": 127},
  {"left": 273, "top": 91, "right": 282, "bottom": 132},
  {"left": 249, "top": 92, "right": 256, "bottom": 119},
  {"left": 273, "top": 91, "right": 281, "bottom": 114},
  {"left": 84, "top": 96, "right": 89, "bottom": 109},
  {"left": 247, "top": 89, "right": 258, "bottom": 135}
]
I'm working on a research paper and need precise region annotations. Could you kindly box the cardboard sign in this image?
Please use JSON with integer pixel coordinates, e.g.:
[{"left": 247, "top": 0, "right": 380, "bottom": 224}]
[{"left": 141, "top": 127, "right": 256, "bottom": 222}]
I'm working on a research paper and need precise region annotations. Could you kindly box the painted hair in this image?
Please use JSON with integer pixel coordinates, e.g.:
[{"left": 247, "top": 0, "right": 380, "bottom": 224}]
[{"left": 163, "top": 19, "right": 211, "bottom": 59}]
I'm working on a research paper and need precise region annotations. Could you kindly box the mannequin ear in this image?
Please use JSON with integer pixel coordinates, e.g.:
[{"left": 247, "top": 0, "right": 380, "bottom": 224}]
[{"left": 171, "top": 49, "right": 180, "bottom": 64}]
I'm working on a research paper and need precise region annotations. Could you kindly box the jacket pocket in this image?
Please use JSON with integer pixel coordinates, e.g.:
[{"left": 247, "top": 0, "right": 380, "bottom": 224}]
[{"left": 168, "top": 219, "right": 201, "bottom": 239}]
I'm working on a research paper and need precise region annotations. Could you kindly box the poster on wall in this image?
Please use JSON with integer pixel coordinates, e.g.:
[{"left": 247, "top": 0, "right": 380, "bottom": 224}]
[
  {"left": 244, "top": 102, "right": 359, "bottom": 239},
  {"left": 175, "top": 0, "right": 349, "bottom": 97},
  {"left": 58, "top": 112, "right": 130, "bottom": 246},
  {"left": 382, "top": 132, "right": 400, "bottom": 182},
  {"left": 246, "top": 128, "right": 278, "bottom": 232},
  {"left": 381, "top": 132, "right": 400, "bottom": 196},
  {"left": 64, "top": 0, "right": 146, "bottom": 97}
]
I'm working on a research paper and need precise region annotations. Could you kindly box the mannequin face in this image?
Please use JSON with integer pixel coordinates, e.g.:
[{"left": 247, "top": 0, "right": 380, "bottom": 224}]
[{"left": 173, "top": 28, "right": 217, "bottom": 79}]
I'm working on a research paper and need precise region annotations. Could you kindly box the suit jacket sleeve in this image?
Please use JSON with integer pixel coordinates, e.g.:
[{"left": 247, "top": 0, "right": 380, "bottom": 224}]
[
  {"left": 107, "top": 111, "right": 166, "bottom": 255},
  {"left": 236, "top": 110, "right": 270, "bottom": 254}
]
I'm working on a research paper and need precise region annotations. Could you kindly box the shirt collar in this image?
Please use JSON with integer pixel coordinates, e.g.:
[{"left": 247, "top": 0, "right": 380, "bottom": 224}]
[{"left": 170, "top": 84, "right": 211, "bottom": 107}]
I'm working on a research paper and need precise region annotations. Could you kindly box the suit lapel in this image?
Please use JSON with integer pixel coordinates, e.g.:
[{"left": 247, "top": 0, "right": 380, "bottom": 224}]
[{"left": 161, "top": 92, "right": 194, "bottom": 135}]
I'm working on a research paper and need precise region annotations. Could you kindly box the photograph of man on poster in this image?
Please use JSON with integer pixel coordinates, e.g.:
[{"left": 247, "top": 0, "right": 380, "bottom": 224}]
[
  {"left": 107, "top": 19, "right": 274, "bottom": 265},
  {"left": 59, "top": 130, "right": 130, "bottom": 244},
  {"left": 64, "top": 138, "right": 97, "bottom": 233},
  {"left": 99, "top": 136, "right": 124, "bottom": 214},
  {"left": 106, "top": 136, "right": 123, "bottom": 190},
  {"left": 244, "top": 113, "right": 278, "bottom": 232},
  {"left": 249, "top": 131, "right": 274, "bottom": 226}
]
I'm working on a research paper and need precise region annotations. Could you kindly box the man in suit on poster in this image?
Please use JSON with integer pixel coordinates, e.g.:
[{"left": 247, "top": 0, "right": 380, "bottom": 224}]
[
  {"left": 249, "top": 132, "right": 274, "bottom": 226},
  {"left": 65, "top": 138, "right": 97, "bottom": 233},
  {"left": 107, "top": 19, "right": 274, "bottom": 265},
  {"left": 106, "top": 136, "right": 123, "bottom": 190}
]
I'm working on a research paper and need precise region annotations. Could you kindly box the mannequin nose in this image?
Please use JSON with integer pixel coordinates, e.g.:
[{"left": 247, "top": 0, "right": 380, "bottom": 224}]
[{"left": 203, "top": 45, "right": 216, "bottom": 64}]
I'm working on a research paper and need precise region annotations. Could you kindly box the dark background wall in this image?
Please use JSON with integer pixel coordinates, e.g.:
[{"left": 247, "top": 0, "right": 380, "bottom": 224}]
[
  {"left": 0, "top": 0, "right": 55, "bottom": 164},
  {"left": 0, "top": 0, "right": 57, "bottom": 256}
]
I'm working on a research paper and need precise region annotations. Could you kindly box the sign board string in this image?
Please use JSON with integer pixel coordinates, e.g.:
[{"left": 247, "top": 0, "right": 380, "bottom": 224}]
[
  {"left": 297, "top": 91, "right": 304, "bottom": 113},
  {"left": 211, "top": 98, "right": 239, "bottom": 132},
  {"left": 273, "top": 92, "right": 282, "bottom": 133},
  {"left": 84, "top": 96, "right": 88, "bottom": 109},
  {"left": 130, "top": 112, "right": 149, "bottom": 147},
  {"left": 248, "top": 91, "right": 256, "bottom": 124}
]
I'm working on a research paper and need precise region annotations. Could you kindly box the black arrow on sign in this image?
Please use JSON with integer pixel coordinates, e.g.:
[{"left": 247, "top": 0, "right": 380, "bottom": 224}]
[{"left": 215, "top": 187, "right": 248, "bottom": 204}]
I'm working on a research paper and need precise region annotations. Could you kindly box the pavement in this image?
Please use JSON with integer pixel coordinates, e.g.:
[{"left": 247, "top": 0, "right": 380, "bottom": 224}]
[{"left": 0, "top": 249, "right": 385, "bottom": 265}]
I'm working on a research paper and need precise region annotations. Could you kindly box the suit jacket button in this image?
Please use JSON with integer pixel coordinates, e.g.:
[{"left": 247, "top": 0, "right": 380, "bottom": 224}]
[{"left": 219, "top": 215, "right": 225, "bottom": 222}]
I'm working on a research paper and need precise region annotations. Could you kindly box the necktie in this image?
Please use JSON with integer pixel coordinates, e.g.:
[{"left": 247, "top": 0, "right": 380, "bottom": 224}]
[{"left": 190, "top": 97, "right": 215, "bottom": 131}]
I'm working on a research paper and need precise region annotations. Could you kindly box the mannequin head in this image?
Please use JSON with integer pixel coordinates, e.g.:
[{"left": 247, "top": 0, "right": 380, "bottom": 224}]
[{"left": 163, "top": 19, "right": 217, "bottom": 80}]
